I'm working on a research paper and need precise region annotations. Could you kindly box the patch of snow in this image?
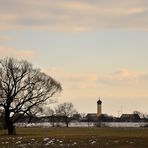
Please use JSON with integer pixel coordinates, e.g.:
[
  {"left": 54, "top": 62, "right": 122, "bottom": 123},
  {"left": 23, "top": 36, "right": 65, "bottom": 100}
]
[
  {"left": 114, "top": 140, "right": 119, "bottom": 143},
  {"left": 48, "top": 140, "right": 54, "bottom": 144},
  {"left": 16, "top": 141, "right": 21, "bottom": 144},
  {"left": 73, "top": 142, "right": 77, "bottom": 145},
  {"left": 43, "top": 138, "right": 50, "bottom": 141},
  {"left": 45, "top": 143, "right": 50, "bottom": 146},
  {"left": 45, "top": 139, "right": 55, "bottom": 145},
  {"left": 103, "top": 122, "right": 147, "bottom": 128},
  {"left": 17, "top": 137, "right": 23, "bottom": 140},
  {"left": 91, "top": 141, "right": 96, "bottom": 144},
  {"left": 15, "top": 122, "right": 148, "bottom": 128},
  {"left": 18, "top": 144, "right": 26, "bottom": 148}
]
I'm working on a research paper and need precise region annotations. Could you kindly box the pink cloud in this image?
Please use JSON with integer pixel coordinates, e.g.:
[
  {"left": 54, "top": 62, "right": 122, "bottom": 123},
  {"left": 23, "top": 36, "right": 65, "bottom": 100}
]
[
  {"left": 0, "top": 47, "right": 37, "bottom": 59},
  {"left": 0, "top": 0, "right": 147, "bottom": 32},
  {"left": 46, "top": 68, "right": 148, "bottom": 88},
  {"left": 105, "top": 69, "right": 148, "bottom": 84},
  {"left": 44, "top": 68, "right": 148, "bottom": 101},
  {"left": 0, "top": 35, "right": 12, "bottom": 41}
]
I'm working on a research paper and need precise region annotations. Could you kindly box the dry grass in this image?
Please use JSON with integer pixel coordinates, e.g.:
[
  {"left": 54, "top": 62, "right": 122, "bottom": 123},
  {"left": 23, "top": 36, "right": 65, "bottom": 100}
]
[{"left": 0, "top": 127, "right": 148, "bottom": 147}]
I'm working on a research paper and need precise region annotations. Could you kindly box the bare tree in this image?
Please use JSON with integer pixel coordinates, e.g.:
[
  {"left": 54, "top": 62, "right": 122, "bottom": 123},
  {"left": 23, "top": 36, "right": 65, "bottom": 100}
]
[
  {"left": 43, "top": 107, "right": 56, "bottom": 127},
  {"left": 0, "top": 58, "right": 62, "bottom": 135},
  {"left": 133, "top": 110, "right": 144, "bottom": 118},
  {"left": 55, "top": 102, "right": 77, "bottom": 127}
]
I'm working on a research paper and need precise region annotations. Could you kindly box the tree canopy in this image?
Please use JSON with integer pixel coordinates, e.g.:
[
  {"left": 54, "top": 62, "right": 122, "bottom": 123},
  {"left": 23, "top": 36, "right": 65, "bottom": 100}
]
[
  {"left": 0, "top": 58, "right": 62, "bottom": 134},
  {"left": 55, "top": 102, "right": 77, "bottom": 127}
]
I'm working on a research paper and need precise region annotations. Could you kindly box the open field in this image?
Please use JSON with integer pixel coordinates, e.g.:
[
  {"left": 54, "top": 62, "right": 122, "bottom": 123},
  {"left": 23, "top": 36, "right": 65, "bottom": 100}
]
[{"left": 0, "top": 127, "right": 148, "bottom": 148}]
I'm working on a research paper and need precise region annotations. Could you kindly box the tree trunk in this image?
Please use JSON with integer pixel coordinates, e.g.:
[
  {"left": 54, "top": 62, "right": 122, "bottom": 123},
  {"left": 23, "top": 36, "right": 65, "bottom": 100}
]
[
  {"left": 5, "top": 108, "right": 16, "bottom": 135},
  {"left": 66, "top": 120, "right": 69, "bottom": 127},
  {"left": 8, "top": 124, "right": 16, "bottom": 135},
  {"left": 52, "top": 121, "right": 55, "bottom": 127},
  {"left": 51, "top": 116, "right": 55, "bottom": 127}
]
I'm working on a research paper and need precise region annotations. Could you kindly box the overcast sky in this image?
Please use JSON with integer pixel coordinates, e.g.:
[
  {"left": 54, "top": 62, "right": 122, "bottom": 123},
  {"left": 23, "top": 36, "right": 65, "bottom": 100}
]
[{"left": 0, "top": 0, "right": 148, "bottom": 116}]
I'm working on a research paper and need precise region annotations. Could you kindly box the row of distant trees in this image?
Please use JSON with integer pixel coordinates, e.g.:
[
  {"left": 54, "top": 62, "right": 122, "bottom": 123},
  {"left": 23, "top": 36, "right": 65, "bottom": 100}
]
[
  {"left": 0, "top": 102, "right": 78, "bottom": 128},
  {"left": 16, "top": 109, "right": 148, "bottom": 128}
]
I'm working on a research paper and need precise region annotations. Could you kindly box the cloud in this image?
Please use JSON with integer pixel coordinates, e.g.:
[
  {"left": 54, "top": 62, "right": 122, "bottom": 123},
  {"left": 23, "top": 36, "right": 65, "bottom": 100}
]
[
  {"left": 46, "top": 68, "right": 148, "bottom": 89},
  {"left": 45, "top": 68, "right": 98, "bottom": 89},
  {"left": 98, "top": 69, "right": 148, "bottom": 85},
  {"left": 45, "top": 68, "right": 148, "bottom": 100},
  {"left": 0, "top": 0, "right": 148, "bottom": 31},
  {"left": 0, "top": 35, "right": 12, "bottom": 41},
  {"left": 0, "top": 47, "right": 37, "bottom": 59}
]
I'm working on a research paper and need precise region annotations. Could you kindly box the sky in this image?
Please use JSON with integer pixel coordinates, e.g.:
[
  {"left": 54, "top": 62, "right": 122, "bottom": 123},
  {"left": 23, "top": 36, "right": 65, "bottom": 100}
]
[{"left": 0, "top": 0, "right": 148, "bottom": 116}]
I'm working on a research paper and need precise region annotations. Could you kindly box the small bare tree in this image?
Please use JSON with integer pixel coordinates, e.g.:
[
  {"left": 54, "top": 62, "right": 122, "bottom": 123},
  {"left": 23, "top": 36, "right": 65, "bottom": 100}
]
[
  {"left": 55, "top": 102, "right": 77, "bottom": 127},
  {"left": 0, "top": 58, "right": 62, "bottom": 135},
  {"left": 43, "top": 107, "right": 56, "bottom": 127}
]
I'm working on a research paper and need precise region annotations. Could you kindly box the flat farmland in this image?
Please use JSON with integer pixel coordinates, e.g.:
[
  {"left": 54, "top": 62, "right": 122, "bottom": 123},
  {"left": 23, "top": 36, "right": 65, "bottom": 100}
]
[{"left": 0, "top": 127, "right": 148, "bottom": 148}]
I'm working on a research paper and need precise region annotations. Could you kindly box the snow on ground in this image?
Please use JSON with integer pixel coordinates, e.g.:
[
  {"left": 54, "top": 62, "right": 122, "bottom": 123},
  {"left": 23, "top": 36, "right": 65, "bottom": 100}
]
[
  {"left": 15, "top": 122, "right": 148, "bottom": 128},
  {"left": 102, "top": 122, "right": 147, "bottom": 128}
]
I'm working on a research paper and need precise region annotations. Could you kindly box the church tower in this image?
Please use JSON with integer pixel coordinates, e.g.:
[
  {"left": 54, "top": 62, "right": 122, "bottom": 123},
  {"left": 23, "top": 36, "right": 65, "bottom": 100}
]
[{"left": 97, "top": 98, "right": 102, "bottom": 117}]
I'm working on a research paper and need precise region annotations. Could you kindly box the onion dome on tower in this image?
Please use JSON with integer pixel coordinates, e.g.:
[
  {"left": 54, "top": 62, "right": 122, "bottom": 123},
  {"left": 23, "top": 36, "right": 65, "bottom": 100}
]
[{"left": 97, "top": 99, "right": 102, "bottom": 105}]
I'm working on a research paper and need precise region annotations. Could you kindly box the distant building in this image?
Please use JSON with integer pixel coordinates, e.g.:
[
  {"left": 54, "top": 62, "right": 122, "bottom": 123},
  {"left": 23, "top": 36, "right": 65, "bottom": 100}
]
[
  {"left": 86, "top": 113, "right": 98, "bottom": 122},
  {"left": 86, "top": 98, "right": 103, "bottom": 122},
  {"left": 120, "top": 114, "right": 141, "bottom": 122},
  {"left": 98, "top": 114, "right": 114, "bottom": 122}
]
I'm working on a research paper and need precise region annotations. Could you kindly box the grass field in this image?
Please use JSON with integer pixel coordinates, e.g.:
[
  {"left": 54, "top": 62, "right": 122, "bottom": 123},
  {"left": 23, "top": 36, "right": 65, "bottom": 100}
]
[{"left": 0, "top": 127, "right": 148, "bottom": 148}]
